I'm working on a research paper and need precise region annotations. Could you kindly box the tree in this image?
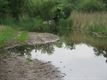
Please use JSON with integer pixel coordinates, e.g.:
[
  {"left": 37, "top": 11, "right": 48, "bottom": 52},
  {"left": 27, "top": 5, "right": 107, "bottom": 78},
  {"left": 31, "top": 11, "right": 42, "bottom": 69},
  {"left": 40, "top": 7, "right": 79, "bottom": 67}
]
[
  {"left": 9, "top": 0, "right": 28, "bottom": 20},
  {"left": 0, "top": 0, "right": 9, "bottom": 18}
]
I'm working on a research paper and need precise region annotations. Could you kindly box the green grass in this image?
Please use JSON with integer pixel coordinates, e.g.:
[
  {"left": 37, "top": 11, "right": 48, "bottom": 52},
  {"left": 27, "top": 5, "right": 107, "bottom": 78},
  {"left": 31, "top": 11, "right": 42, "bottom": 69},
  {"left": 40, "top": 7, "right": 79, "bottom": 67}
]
[
  {"left": 0, "top": 26, "right": 16, "bottom": 47},
  {"left": 88, "top": 23, "right": 107, "bottom": 33},
  {"left": 0, "top": 25, "right": 28, "bottom": 48},
  {"left": 16, "top": 32, "right": 28, "bottom": 42}
]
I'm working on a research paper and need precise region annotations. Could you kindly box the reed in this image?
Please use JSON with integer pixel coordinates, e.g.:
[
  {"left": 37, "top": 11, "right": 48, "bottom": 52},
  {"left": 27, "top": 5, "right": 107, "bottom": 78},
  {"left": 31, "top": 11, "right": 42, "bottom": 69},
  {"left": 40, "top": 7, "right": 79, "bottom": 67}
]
[{"left": 71, "top": 12, "right": 107, "bottom": 33}]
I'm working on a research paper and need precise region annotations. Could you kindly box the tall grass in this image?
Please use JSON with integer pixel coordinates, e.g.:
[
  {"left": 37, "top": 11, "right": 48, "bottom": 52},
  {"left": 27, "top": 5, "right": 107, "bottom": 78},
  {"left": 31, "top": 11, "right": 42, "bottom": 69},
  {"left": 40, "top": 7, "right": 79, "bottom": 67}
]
[{"left": 71, "top": 12, "right": 107, "bottom": 33}]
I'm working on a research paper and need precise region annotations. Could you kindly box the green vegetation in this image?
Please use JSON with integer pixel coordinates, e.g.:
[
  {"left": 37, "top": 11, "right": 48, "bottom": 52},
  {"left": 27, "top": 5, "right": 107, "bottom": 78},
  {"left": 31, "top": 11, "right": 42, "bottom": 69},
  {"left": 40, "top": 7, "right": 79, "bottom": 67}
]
[
  {"left": 16, "top": 32, "right": 28, "bottom": 42},
  {"left": 0, "top": 0, "right": 73, "bottom": 33},
  {"left": 71, "top": 12, "right": 107, "bottom": 33},
  {"left": 1, "top": 0, "right": 107, "bottom": 20},
  {"left": 76, "top": 0, "right": 106, "bottom": 12},
  {"left": 1, "top": 0, "right": 107, "bottom": 31},
  {"left": 0, "top": 26, "right": 16, "bottom": 47},
  {"left": 18, "top": 16, "right": 44, "bottom": 31},
  {"left": 0, "top": 26, "right": 27, "bottom": 48}
]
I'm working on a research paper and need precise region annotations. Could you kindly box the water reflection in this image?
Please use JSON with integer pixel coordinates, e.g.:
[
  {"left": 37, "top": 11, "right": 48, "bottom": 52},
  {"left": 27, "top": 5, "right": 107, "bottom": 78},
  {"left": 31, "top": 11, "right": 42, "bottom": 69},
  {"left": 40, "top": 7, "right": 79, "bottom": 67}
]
[
  {"left": 30, "top": 44, "right": 107, "bottom": 80},
  {"left": 8, "top": 43, "right": 55, "bottom": 55},
  {"left": 9, "top": 31, "right": 107, "bottom": 63},
  {"left": 7, "top": 31, "right": 107, "bottom": 80}
]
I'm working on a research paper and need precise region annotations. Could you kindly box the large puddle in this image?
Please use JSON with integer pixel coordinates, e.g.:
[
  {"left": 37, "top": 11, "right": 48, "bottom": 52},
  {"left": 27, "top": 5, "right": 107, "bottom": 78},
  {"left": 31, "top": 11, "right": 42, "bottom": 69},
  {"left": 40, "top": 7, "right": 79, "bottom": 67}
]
[
  {"left": 1, "top": 31, "right": 107, "bottom": 80},
  {"left": 26, "top": 43, "right": 107, "bottom": 80}
]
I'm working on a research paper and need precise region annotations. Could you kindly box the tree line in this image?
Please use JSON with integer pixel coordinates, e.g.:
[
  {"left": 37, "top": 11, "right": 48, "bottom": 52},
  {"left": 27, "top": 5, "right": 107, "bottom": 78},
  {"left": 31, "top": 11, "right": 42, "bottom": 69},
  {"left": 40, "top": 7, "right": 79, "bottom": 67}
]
[{"left": 0, "top": 0, "right": 107, "bottom": 21}]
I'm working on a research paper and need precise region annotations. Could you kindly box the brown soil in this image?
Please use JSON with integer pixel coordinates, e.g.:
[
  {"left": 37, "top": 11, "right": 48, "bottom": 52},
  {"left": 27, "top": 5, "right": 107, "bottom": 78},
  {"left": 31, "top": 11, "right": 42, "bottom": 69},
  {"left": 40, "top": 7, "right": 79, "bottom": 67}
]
[
  {"left": 0, "top": 33, "right": 62, "bottom": 80},
  {"left": 0, "top": 54, "right": 63, "bottom": 80},
  {"left": 27, "top": 32, "right": 59, "bottom": 45},
  {"left": 4, "top": 32, "right": 59, "bottom": 49}
]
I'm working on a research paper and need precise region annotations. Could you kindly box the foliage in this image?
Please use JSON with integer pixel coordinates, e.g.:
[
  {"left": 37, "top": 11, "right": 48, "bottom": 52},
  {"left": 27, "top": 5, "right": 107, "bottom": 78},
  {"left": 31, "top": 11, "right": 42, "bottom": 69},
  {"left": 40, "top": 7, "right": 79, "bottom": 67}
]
[
  {"left": 0, "top": 0, "right": 28, "bottom": 20},
  {"left": 71, "top": 12, "right": 107, "bottom": 33},
  {"left": 16, "top": 32, "right": 28, "bottom": 42},
  {"left": 58, "top": 18, "right": 72, "bottom": 34},
  {"left": 8, "top": 0, "right": 28, "bottom": 19},
  {"left": 0, "top": 26, "right": 16, "bottom": 47},
  {"left": 29, "top": 0, "right": 58, "bottom": 20},
  {"left": 76, "top": 0, "right": 106, "bottom": 12},
  {"left": 88, "top": 24, "right": 107, "bottom": 33},
  {"left": 0, "top": 0, "right": 9, "bottom": 18},
  {"left": 0, "top": 18, "right": 16, "bottom": 27},
  {"left": 0, "top": 0, "right": 107, "bottom": 21},
  {"left": 0, "top": 26, "right": 28, "bottom": 48},
  {"left": 0, "top": 0, "right": 107, "bottom": 34},
  {"left": 18, "top": 16, "right": 45, "bottom": 32}
]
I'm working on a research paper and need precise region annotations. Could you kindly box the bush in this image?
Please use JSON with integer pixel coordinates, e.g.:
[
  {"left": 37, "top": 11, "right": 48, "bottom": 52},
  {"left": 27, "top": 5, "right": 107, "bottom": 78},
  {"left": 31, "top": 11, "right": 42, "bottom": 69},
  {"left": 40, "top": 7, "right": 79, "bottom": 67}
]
[
  {"left": 103, "top": 0, "right": 107, "bottom": 10},
  {"left": 49, "top": 18, "right": 72, "bottom": 35},
  {"left": 29, "top": 0, "right": 73, "bottom": 20},
  {"left": 29, "top": 0, "right": 58, "bottom": 20},
  {"left": 0, "top": 0, "right": 29, "bottom": 20},
  {"left": 0, "top": 0, "right": 9, "bottom": 18},
  {"left": 18, "top": 16, "right": 44, "bottom": 31},
  {"left": 0, "top": 18, "right": 16, "bottom": 27},
  {"left": 76, "top": 0, "right": 106, "bottom": 12}
]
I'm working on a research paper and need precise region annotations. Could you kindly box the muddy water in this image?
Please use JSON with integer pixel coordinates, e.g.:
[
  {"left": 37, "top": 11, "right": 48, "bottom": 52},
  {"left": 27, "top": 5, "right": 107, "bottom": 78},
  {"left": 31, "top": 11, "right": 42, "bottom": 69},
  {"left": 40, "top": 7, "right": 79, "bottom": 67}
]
[{"left": 1, "top": 31, "right": 107, "bottom": 80}]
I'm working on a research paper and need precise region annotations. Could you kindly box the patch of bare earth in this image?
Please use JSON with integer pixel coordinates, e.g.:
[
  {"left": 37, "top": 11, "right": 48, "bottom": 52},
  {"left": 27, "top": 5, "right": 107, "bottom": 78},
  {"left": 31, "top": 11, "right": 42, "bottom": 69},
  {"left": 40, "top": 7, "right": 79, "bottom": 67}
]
[
  {"left": 0, "top": 55, "right": 63, "bottom": 80},
  {"left": 4, "top": 32, "right": 59, "bottom": 49},
  {"left": 27, "top": 32, "right": 59, "bottom": 45}
]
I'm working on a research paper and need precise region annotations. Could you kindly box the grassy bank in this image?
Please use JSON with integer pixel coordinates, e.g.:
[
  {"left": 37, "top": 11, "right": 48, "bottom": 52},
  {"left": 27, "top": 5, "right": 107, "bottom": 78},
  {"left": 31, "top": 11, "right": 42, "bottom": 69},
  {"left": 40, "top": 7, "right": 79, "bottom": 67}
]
[
  {"left": 0, "top": 26, "right": 27, "bottom": 48},
  {"left": 71, "top": 12, "right": 107, "bottom": 33}
]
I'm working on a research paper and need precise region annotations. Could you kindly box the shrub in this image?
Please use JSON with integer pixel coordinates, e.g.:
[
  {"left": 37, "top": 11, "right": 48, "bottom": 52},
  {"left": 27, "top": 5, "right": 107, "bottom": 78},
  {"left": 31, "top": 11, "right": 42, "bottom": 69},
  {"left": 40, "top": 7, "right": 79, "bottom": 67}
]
[
  {"left": 0, "top": 0, "right": 9, "bottom": 18},
  {"left": 76, "top": 0, "right": 106, "bottom": 12},
  {"left": 50, "top": 18, "right": 72, "bottom": 35},
  {"left": 29, "top": 0, "right": 58, "bottom": 20},
  {"left": 18, "top": 16, "right": 44, "bottom": 31},
  {"left": 0, "top": 18, "right": 16, "bottom": 27}
]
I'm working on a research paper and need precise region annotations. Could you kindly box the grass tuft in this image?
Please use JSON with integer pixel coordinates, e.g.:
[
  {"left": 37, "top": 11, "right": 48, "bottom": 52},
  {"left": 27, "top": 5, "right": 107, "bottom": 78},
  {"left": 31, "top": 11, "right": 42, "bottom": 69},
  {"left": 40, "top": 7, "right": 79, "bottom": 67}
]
[{"left": 0, "top": 25, "right": 28, "bottom": 48}]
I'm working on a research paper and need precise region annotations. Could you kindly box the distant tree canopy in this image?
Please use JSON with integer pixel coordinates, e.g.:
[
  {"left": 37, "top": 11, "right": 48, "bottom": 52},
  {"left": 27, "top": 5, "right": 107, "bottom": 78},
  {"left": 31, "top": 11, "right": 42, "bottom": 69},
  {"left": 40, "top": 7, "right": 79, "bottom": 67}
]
[
  {"left": 0, "top": 0, "right": 107, "bottom": 20},
  {"left": 9, "top": 0, "right": 25, "bottom": 18},
  {"left": 0, "top": 0, "right": 9, "bottom": 17},
  {"left": 76, "top": 0, "right": 106, "bottom": 12},
  {"left": 0, "top": 0, "right": 29, "bottom": 19}
]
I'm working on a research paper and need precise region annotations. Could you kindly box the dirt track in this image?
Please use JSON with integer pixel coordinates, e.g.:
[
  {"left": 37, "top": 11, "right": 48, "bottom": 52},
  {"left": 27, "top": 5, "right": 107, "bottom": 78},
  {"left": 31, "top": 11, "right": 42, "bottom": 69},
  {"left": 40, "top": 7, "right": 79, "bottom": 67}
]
[{"left": 0, "top": 54, "right": 63, "bottom": 80}]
